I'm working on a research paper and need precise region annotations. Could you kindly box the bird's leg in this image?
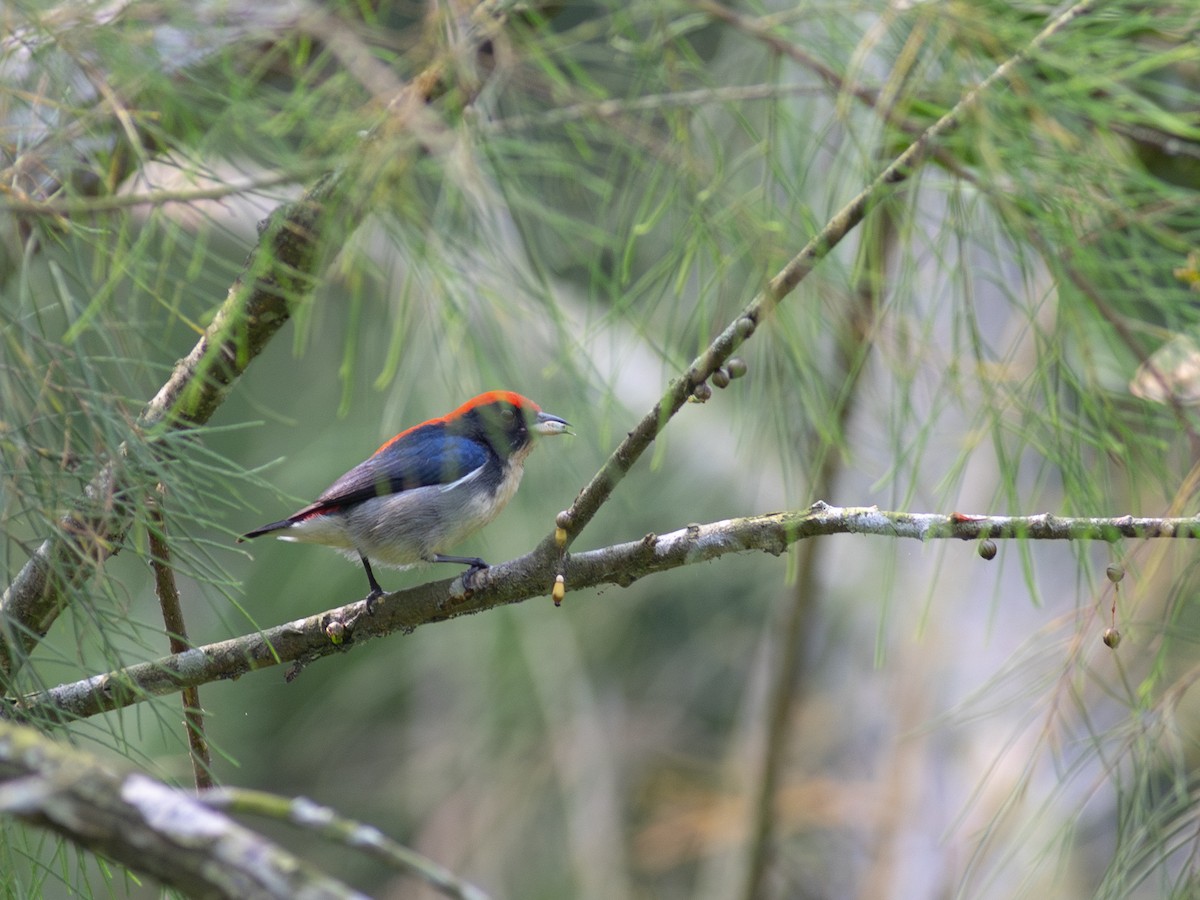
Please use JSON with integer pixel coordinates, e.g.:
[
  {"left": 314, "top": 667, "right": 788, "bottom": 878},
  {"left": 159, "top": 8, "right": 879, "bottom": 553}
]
[
  {"left": 360, "top": 554, "right": 385, "bottom": 614},
  {"left": 433, "top": 553, "right": 490, "bottom": 591},
  {"left": 432, "top": 553, "right": 490, "bottom": 570}
]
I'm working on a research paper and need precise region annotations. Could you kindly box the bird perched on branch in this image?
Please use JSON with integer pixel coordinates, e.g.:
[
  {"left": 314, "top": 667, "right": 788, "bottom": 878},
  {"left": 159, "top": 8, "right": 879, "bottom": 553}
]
[{"left": 241, "top": 391, "right": 571, "bottom": 608}]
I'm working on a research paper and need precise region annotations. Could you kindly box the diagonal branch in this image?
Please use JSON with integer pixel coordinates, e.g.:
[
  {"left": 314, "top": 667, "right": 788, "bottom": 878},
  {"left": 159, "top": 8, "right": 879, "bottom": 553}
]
[
  {"left": 0, "top": 0, "right": 525, "bottom": 683},
  {"left": 550, "top": 0, "right": 1102, "bottom": 551},
  {"left": 0, "top": 169, "right": 342, "bottom": 681},
  {"left": 9, "top": 504, "right": 1195, "bottom": 724}
]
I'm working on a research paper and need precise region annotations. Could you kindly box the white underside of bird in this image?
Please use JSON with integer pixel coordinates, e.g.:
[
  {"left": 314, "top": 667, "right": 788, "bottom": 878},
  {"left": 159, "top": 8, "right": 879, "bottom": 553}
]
[{"left": 273, "top": 445, "right": 533, "bottom": 567}]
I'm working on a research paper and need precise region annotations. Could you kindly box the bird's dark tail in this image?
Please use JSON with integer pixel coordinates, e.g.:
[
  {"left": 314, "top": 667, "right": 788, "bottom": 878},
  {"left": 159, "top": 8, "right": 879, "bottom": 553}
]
[{"left": 237, "top": 519, "right": 295, "bottom": 542}]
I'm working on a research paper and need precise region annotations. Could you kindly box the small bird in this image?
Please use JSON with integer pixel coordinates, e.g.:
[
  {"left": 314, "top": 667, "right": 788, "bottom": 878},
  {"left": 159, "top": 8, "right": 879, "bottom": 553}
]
[{"left": 240, "top": 391, "right": 570, "bottom": 607}]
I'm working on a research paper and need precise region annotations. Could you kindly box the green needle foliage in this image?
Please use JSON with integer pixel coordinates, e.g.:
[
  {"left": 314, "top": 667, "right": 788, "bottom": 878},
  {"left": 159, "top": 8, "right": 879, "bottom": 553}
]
[{"left": 2, "top": 0, "right": 1200, "bottom": 898}]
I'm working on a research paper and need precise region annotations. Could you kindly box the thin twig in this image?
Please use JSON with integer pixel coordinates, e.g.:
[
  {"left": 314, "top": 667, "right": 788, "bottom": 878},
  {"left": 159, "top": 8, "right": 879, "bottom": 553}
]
[
  {"left": 740, "top": 216, "right": 889, "bottom": 900},
  {"left": 551, "top": 0, "right": 1103, "bottom": 553},
  {"left": 147, "top": 491, "right": 213, "bottom": 792},
  {"left": 0, "top": 169, "right": 318, "bottom": 215},
  {"left": 486, "top": 82, "right": 827, "bottom": 132},
  {"left": 690, "top": 0, "right": 889, "bottom": 117}
]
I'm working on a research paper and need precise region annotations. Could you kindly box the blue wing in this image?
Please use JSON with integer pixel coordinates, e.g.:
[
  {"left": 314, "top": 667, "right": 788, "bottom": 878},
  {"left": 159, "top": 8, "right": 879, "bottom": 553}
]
[{"left": 295, "top": 426, "right": 491, "bottom": 519}]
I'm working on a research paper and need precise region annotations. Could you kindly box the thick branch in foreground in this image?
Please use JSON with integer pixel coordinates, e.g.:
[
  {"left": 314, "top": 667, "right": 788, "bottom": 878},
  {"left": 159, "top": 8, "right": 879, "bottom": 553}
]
[
  {"left": 202, "top": 788, "right": 490, "bottom": 900},
  {"left": 11, "top": 504, "right": 1196, "bottom": 723},
  {"left": 0, "top": 720, "right": 365, "bottom": 900}
]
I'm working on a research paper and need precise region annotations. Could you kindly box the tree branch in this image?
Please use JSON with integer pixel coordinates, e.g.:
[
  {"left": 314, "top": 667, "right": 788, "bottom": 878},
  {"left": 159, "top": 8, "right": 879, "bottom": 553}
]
[
  {"left": 9, "top": 504, "right": 1195, "bottom": 723},
  {"left": 0, "top": 169, "right": 340, "bottom": 680},
  {"left": 550, "top": 0, "right": 1102, "bottom": 551},
  {"left": 202, "top": 787, "right": 491, "bottom": 900},
  {"left": 0, "top": 720, "right": 366, "bottom": 899},
  {"left": 0, "top": 0, "right": 524, "bottom": 683}
]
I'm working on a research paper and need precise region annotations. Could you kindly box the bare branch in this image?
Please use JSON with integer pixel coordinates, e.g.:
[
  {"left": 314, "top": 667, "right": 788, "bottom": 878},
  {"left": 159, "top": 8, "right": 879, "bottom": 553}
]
[{"left": 10, "top": 503, "right": 1196, "bottom": 723}]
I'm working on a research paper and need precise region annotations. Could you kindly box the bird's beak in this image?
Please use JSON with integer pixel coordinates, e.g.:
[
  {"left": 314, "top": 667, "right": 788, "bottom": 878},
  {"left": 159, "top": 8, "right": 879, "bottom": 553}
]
[{"left": 533, "top": 411, "right": 573, "bottom": 437}]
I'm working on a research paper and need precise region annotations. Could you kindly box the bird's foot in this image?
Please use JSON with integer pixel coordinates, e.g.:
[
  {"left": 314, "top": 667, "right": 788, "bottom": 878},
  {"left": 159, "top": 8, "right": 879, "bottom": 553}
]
[
  {"left": 432, "top": 553, "right": 491, "bottom": 593},
  {"left": 463, "top": 560, "right": 489, "bottom": 592},
  {"left": 364, "top": 586, "right": 384, "bottom": 615}
]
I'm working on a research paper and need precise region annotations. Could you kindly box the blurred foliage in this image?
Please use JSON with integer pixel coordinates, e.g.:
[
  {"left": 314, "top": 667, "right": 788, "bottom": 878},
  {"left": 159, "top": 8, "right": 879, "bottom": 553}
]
[{"left": 3, "top": 0, "right": 1200, "bottom": 898}]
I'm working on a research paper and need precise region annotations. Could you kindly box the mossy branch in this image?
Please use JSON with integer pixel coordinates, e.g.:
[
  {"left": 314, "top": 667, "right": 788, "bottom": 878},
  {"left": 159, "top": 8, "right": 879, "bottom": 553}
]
[{"left": 0, "top": 719, "right": 366, "bottom": 899}]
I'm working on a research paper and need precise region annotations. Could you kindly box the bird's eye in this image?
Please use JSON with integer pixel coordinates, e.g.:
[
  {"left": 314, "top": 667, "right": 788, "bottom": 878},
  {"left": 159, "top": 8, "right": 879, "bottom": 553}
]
[{"left": 500, "top": 407, "right": 516, "bottom": 426}]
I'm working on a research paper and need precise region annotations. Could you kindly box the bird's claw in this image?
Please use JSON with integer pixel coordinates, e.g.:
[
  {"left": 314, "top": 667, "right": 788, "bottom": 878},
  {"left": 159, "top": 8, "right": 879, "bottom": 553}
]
[
  {"left": 364, "top": 587, "right": 384, "bottom": 615},
  {"left": 463, "top": 563, "right": 489, "bottom": 592}
]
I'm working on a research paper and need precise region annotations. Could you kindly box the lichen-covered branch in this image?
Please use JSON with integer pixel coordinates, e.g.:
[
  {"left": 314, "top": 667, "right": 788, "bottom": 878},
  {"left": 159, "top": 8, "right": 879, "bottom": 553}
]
[
  {"left": 0, "top": 720, "right": 366, "bottom": 899},
  {"left": 11, "top": 503, "right": 1194, "bottom": 723}
]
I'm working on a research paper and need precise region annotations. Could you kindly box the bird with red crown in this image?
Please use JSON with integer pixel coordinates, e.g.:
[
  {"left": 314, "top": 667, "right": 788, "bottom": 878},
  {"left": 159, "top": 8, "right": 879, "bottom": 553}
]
[{"left": 241, "top": 391, "right": 571, "bottom": 609}]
